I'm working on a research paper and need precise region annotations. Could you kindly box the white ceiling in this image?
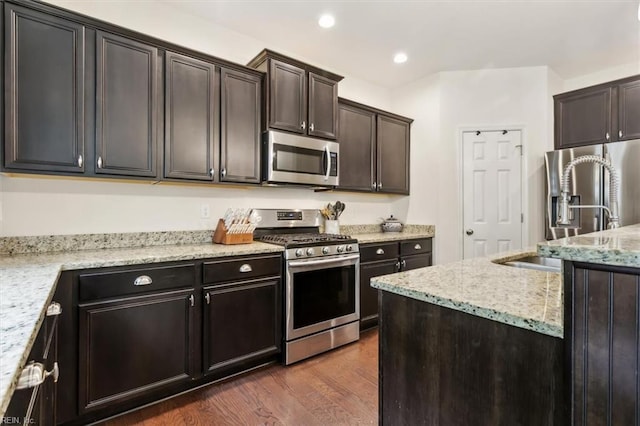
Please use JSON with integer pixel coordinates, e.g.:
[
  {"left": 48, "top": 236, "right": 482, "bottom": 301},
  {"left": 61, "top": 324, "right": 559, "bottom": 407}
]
[{"left": 163, "top": 0, "right": 640, "bottom": 88}]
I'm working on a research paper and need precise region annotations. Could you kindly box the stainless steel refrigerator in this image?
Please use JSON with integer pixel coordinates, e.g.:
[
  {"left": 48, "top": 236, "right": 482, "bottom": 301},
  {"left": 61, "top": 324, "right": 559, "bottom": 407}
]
[{"left": 545, "top": 138, "right": 640, "bottom": 240}]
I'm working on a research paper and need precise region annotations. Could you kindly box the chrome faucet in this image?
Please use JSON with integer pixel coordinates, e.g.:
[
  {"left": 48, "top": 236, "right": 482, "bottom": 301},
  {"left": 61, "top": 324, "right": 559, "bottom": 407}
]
[{"left": 556, "top": 155, "right": 620, "bottom": 229}]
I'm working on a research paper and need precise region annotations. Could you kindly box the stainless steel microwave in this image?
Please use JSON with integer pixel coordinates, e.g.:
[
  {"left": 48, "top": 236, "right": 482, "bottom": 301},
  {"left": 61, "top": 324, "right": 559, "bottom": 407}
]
[{"left": 263, "top": 130, "right": 339, "bottom": 187}]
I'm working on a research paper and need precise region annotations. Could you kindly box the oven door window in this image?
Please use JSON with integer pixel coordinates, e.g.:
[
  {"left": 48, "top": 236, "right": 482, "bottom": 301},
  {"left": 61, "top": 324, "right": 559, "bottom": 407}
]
[
  {"left": 292, "top": 264, "right": 356, "bottom": 329},
  {"left": 274, "top": 143, "right": 325, "bottom": 176}
]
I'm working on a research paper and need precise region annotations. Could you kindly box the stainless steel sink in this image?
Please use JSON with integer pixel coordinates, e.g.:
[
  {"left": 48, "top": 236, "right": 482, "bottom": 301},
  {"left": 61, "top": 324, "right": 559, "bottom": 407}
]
[{"left": 500, "top": 255, "right": 562, "bottom": 273}]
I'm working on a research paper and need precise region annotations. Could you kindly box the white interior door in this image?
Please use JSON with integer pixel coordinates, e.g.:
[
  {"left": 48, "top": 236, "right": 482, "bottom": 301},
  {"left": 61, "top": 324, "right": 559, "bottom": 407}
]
[{"left": 463, "top": 130, "right": 523, "bottom": 259}]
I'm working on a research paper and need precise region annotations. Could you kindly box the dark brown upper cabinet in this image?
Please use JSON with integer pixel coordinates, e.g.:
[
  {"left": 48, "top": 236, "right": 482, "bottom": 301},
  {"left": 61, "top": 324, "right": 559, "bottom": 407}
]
[
  {"left": 164, "top": 51, "right": 217, "bottom": 181},
  {"left": 337, "top": 98, "right": 412, "bottom": 194},
  {"left": 95, "top": 31, "right": 160, "bottom": 177},
  {"left": 247, "top": 49, "right": 342, "bottom": 140},
  {"left": 4, "top": 4, "right": 86, "bottom": 173},
  {"left": 220, "top": 68, "right": 262, "bottom": 184},
  {"left": 554, "top": 74, "right": 640, "bottom": 149},
  {"left": 617, "top": 78, "right": 640, "bottom": 141}
]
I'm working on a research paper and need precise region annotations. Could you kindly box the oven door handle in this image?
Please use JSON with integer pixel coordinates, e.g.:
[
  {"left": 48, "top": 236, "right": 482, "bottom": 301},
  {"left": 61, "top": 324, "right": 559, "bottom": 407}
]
[{"left": 288, "top": 253, "right": 359, "bottom": 268}]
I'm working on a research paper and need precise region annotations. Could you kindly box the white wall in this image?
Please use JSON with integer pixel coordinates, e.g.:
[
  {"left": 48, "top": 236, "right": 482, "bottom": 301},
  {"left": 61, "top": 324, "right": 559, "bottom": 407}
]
[
  {"left": 391, "top": 67, "right": 554, "bottom": 263},
  {"left": 561, "top": 61, "right": 640, "bottom": 93},
  {"left": 0, "top": 0, "right": 395, "bottom": 237}
]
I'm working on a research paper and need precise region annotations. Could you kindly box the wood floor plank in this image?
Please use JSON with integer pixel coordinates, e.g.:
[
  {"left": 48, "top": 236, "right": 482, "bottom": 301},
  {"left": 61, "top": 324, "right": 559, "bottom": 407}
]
[{"left": 104, "top": 329, "right": 378, "bottom": 425}]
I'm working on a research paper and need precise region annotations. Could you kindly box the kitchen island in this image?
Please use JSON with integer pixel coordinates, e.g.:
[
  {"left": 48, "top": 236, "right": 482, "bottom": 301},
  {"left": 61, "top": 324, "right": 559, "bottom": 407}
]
[
  {"left": 372, "top": 224, "right": 640, "bottom": 425},
  {"left": 538, "top": 224, "right": 640, "bottom": 425}
]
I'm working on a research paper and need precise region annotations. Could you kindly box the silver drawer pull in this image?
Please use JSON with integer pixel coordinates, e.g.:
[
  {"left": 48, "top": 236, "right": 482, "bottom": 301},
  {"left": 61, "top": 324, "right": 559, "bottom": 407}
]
[
  {"left": 414, "top": 244, "right": 422, "bottom": 250},
  {"left": 46, "top": 302, "right": 62, "bottom": 317},
  {"left": 134, "top": 275, "right": 153, "bottom": 286},
  {"left": 239, "top": 264, "right": 253, "bottom": 273},
  {"left": 17, "top": 362, "right": 59, "bottom": 389},
  {"left": 376, "top": 248, "right": 385, "bottom": 255}
]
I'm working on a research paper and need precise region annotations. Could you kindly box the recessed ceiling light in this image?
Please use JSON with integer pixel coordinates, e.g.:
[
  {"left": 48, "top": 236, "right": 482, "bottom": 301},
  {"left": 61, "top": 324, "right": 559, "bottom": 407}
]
[
  {"left": 318, "top": 14, "right": 335, "bottom": 29},
  {"left": 393, "top": 52, "right": 408, "bottom": 64}
]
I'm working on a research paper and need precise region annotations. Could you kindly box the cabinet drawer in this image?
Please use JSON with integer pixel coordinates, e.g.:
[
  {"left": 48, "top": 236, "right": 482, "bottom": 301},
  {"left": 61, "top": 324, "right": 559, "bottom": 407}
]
[
  {"left": 203, "top": 255, "right": 281, "bottom": 284},
  {"left": 79, "top": 264, "right": 196, "bottom": 301},
  {"left": 360, "top": 242, "right": 399, "bottom": 263},
  {"left": 400, "top": 238, "right": 432, "bottom": 256}
]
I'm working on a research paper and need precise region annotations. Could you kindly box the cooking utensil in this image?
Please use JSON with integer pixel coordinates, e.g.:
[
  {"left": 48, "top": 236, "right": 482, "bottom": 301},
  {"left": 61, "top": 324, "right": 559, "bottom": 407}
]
[{"left": 381, "top": 215, "right": 403, "bottom": 232}]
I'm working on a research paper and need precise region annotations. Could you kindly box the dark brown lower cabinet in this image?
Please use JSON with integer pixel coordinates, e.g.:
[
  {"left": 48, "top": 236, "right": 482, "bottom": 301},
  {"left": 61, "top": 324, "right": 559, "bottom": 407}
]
[
  {"left": 203, "top": 277, "right": 281, "bottom": 378},
  {"left": 379, "top": 291, "right": 565, "bottom": 426},
  {"left": 565, "top": 261, "right": 640, "bottom": 426},
  {"left": 359, "top": 238, "right": 432, "bottom": 331},
  {"left": 78, "top": 289, "right": 196, "bottom": 413},
  {"left": 2, "top": 302, "right": 60, "bottom": 426}
]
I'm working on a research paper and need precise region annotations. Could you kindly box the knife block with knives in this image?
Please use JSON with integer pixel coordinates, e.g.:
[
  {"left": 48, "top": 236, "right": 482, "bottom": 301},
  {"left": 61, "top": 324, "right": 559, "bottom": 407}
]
[{"left": 212, "top": 208, "right": 256, "bottom": 245}]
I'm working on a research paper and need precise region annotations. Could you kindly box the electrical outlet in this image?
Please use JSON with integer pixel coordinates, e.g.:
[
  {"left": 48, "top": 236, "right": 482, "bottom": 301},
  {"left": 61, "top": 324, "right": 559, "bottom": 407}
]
[{"left": 200, "top": 204, "right": 210, "bottom": 219}]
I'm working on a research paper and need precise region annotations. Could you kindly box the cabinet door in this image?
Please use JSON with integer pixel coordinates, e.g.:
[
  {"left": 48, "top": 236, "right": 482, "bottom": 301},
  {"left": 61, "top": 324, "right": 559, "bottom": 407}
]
[
  {"left": 220, "top": 68, "right": 262, "bottom": 183},
  {"left": 268, "top": 59, "right": 306, "bottom": 134},
  {"left": 377, "top": 114, "right": 410, "bottom": 194},
  {"left": 4, "top": 5, "right": 85, "bottom": 173},
  {"left": 78, "top": 289, "right": 195, "bottom": 413},
  {"left": 400, "top": 253, "right": 432, "bottom": 271},
  {"left": 95, "top": 31, "right": 159, "bottom": 177},
  {"left": 203, "top": 278, "right": 280, "bottom": 377},
  {"left": 164, "top": 51, "right": 216, "bottom": 181},
  {"left": 308, "top": 72, "right": 338, "bottom": 139},
  {"left": 360, "top": 260, "right": 398, "bottom": 330},
  {"left": 554, "top": 87, "right": 611, "bottom": 149},
  {"left": 616, "top": 79, "right": 640, "bottom": 141},
  {"left": 337, "top": 102, "right": 376, "bottom": 191}
]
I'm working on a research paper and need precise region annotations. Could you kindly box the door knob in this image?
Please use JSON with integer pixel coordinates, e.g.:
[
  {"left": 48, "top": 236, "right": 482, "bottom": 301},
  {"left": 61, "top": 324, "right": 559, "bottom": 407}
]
[{"left": 465, "top": 229, "right": 474, "bottom": 236}]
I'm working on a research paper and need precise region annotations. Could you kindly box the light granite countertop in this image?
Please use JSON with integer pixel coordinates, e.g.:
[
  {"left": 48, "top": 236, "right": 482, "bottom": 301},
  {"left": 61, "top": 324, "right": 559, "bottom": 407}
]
[
  {"left": 537, "top": 224, "right": 640, "bottom": 268},
  {"left": 0, "top": 227, "right": 435, "bottom": 417},
  {"left": 371, "top": 249, "right": 563, "bottom": 338},
  {"left": 0, "top": 241, "right": 283, "bottom": 417}
]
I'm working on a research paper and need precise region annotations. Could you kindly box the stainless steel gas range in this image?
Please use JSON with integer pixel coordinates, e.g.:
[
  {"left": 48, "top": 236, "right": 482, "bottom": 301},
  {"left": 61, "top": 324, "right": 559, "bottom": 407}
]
[{"left": 253, "top": 209, "right": 360, "bottom": 365}]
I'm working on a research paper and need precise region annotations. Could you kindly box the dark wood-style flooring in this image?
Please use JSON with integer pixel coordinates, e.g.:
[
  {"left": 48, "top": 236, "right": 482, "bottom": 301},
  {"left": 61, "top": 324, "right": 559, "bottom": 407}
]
[{"left": 104, "top": 330, "right": 378, "bottom": 425}]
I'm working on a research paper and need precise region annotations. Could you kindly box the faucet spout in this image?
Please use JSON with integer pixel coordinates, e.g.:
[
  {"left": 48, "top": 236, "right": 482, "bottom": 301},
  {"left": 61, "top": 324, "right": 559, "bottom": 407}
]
[{"left": 558, "top": 155, "right": 620, "bottom": 229}]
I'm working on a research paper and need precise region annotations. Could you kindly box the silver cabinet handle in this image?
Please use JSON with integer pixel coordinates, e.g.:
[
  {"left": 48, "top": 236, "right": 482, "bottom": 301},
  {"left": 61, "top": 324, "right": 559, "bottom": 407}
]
[
  {"left": 396, "top": 261, "right": 401, "bottom": 271},
  {"left": 222, "top": 168, "right": 227, "bottom": 178},
  {"left": 466, "top": 229, "right": 474, "bottom": 236},
  {"left": 209, "top": 168, "right": 215, "bottom": 179},
  {"left": 77, "top": 154, "right": 83, "bottom": 168},
  {"left": 97, "top": 156, "right": 103, "bottom": 169},
  {"left": 619, "top": 130, "right": 623, "bottom": 138},
  {"left": 17, "top": 362, "right": 59, "bottom": 389},
  {"left": 310, "top": 123, "right": 315, "bottom": 132},
  {"left": 46, "top": 302, "right": 62, "bottom": 317},
  {"left": 372, "top": 182, "right": 377, "bottom": 190},
  {"left": 378, "top": 182, "right": 383, "bottom": 189},
  {"left": 205, "top": 293, "right": 210, "bottom": 305},
  {"left": 301, "top": 121, "right": 306, "bottom": 130},
  {"left": 239, "top": 264, "right": 252, "bottom": 273},
  {"left": 401, "top": 259, "right": 407, "bottom": 268},
  {"left": 605, "top": 132, "right": 610, "bottom": 141},
  {"left": 189, "top": 294, "right": 195, "bottom": 307},
  {"left": 133, "top": 275, "right": 152, "bottom": 286},
  {"left": 376, "top": 248, "right": 385, "bottom": 255},
  {"left": 414, "top": 244, "right": 422, "bottom": 250}
]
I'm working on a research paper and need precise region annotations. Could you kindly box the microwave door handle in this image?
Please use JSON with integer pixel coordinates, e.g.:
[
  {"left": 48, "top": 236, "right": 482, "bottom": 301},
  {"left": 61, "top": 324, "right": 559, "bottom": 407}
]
[{"left": 324, "top": 145, "right": 331, "bottom": 181}]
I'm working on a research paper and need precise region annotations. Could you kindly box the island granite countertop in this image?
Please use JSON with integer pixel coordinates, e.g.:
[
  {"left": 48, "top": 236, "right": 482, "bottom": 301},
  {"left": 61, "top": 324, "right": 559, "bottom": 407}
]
[
  {"left": 537, "top": 223, "right": 640, "bottom": 268},
  {"left": 371, "top": 249, "right": 563, "bottom": 338}
]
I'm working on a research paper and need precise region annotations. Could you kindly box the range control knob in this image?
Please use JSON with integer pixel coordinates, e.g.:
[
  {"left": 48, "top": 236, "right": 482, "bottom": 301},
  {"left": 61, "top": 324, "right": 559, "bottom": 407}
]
[
  {"left": 306, "top": 248, "right": 315, "bottom": 256},
  {"left": 295, "top": 249, "right": 304, "bottom": 258},
  {"left": 346, "top": 245, "right": 353, "bottom": 252},
  {"left": 337, "top": 245, "right": 345, "bottom": 253},
  {"left": 322, "top": 246, "right": 330, "bottom": 255}
]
